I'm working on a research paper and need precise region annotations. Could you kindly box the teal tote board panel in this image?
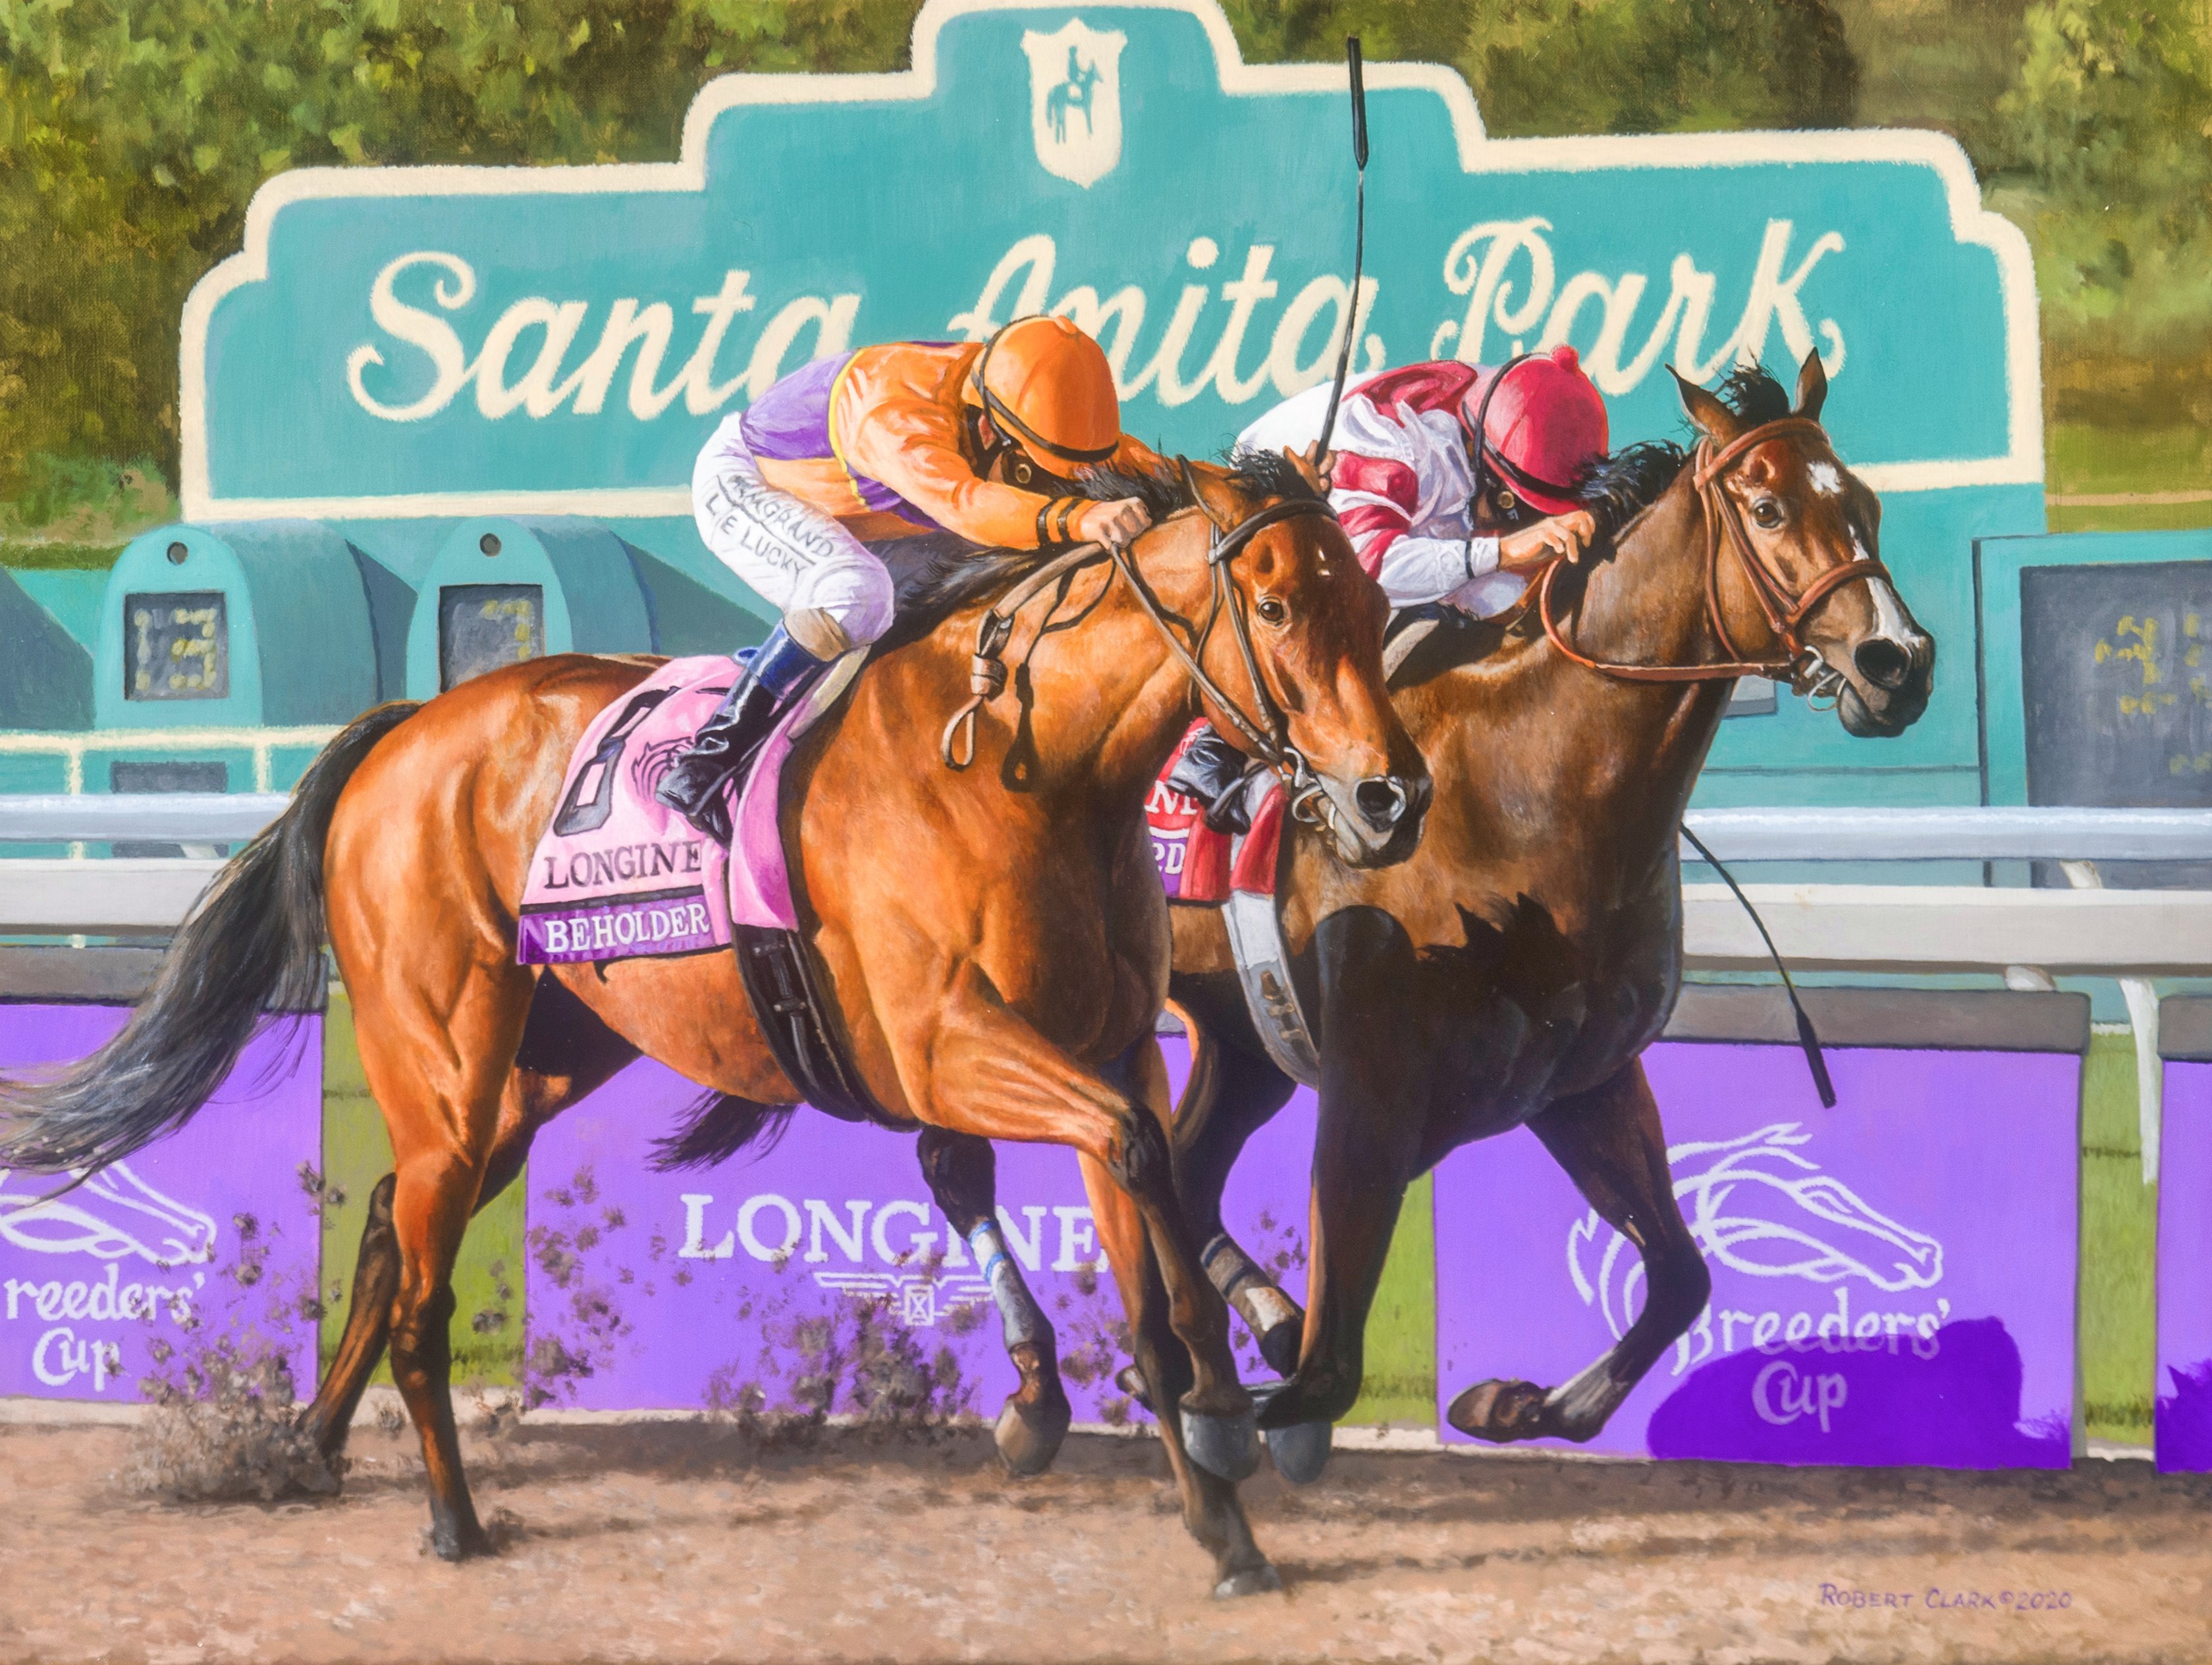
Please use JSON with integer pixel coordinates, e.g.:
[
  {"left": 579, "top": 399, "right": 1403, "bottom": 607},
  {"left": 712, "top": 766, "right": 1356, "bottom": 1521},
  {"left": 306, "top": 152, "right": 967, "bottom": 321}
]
[{"left": 182, "top": 0, "right": 2043, "bottom": 785}]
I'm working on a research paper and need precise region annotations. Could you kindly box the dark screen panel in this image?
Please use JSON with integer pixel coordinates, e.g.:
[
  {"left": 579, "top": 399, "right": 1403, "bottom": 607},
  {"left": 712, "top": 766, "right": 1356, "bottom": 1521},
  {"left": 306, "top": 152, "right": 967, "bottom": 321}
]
[
  {"left": 2021, "top": 559, "right": 2212, "bottom": 887},
  {"left": 125, "top": 591, "right": 229, "bottom": 702},
  {"left": 439, "top": 584, "right": 544, "bottom": 691}
]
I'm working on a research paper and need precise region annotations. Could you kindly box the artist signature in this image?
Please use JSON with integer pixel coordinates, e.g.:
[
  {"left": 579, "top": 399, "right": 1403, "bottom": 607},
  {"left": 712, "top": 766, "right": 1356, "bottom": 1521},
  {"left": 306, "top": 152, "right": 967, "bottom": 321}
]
[{"left": 1819, "top": 1583, "right": 2073, "bottom": 1612}]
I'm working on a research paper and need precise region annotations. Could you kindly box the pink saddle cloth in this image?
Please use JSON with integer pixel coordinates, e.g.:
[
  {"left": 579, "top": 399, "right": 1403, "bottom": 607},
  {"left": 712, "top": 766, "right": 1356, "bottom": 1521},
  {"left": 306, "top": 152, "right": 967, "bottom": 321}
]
[
  {"left": 1146, "top": 720, "right": 1284, "bottom": 905},
  {"left": 517, "top": 656, "right": 808, "bottom": 965}
]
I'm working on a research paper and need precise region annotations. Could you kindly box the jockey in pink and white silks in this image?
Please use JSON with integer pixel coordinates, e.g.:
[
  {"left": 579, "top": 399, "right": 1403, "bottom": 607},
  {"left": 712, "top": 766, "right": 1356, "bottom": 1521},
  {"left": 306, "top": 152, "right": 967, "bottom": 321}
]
[{"left": 1166, "top": 346, "right": 1611, "bottom": 829}]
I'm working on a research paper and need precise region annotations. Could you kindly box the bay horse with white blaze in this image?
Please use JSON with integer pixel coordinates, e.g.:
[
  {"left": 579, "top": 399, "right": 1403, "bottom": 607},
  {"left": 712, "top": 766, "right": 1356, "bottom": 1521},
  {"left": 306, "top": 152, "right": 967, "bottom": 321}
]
[
  {"left": 0, "top": 451, "right": 1427, "bottom": 1597},
  {"left": 950, "top": 357, "right": 1935, "bottom": 1469}
]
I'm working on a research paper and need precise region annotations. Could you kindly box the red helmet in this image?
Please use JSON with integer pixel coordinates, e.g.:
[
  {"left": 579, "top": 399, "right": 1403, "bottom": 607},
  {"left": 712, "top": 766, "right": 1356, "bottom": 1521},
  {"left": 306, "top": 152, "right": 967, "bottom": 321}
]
[{"left": 1463, "top": 345, "right": 1608, "bottom": 517}]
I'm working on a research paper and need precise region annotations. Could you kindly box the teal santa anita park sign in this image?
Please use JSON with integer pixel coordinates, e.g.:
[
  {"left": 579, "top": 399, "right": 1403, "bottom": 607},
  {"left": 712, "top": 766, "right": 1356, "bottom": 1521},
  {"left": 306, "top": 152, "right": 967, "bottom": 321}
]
[{"left": 180, "top": 0, "right": 2043, "bottom": 803}]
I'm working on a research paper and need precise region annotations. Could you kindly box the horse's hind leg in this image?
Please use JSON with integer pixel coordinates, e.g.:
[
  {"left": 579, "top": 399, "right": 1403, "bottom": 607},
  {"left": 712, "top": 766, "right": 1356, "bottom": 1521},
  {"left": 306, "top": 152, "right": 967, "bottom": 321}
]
[
  {"left": 301, "top": 978, "right": 639, "bottom": 1468},
  {"left": 915, "top": 1128, "right": 1069, "bottom": 1476},
  {"left": 1446, "top": 1059, "right": 1710, "bottom": 1444},
  {"left": 339, "top": 954, "right": 539, "bottom": 1560}
]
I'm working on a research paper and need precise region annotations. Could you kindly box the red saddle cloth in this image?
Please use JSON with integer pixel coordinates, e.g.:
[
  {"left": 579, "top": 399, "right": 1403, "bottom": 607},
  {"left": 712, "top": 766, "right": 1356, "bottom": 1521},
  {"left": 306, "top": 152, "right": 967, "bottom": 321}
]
[{"left": 1146, "top": 722, "right": 1284, "bottom": 905}]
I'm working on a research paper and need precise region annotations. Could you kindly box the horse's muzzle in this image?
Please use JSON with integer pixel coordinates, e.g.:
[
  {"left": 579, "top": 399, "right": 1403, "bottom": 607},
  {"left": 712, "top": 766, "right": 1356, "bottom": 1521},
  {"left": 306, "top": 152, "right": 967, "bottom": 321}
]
[{"left": 1325, "top": 769, "right": 1431, "bottom": 866}]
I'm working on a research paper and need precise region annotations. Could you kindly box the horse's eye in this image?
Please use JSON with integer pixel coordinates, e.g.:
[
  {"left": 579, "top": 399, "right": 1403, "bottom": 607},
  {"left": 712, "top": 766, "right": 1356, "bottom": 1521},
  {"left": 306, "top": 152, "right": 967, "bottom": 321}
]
[
  {"left": 1752, "top": 498, "right": 1785, "bottom": 529},
  {"left": 1255, "top": 595, "right": 1289, "bottom": 625}
]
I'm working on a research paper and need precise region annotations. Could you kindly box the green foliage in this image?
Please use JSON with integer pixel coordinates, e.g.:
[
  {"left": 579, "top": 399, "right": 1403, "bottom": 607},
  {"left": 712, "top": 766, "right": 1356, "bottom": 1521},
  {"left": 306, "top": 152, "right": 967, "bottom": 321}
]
[
  {"left": 1997, "top": 1, "right": 2212, "bottom": 354},
  {"left": 1459, "top": 0, "right": 1859, "bottom": 136},
  {"left": 0, "top": 1, "right": 927, "bottom": 505}
]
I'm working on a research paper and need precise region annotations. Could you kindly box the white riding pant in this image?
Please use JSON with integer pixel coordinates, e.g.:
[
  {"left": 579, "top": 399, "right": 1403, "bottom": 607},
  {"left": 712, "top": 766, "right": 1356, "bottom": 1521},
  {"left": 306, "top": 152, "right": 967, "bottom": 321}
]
[{"left": 692, "top": 413, "right": 896, "bottom": 649}]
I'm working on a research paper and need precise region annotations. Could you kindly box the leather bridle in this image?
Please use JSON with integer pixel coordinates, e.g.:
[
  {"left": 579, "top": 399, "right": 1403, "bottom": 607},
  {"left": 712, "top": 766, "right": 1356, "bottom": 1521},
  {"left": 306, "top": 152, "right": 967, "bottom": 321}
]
[
  {"left": 1535, "top": 415, "right": 1891, "bottom": 691},
  {"left": 942, "top": 464, "right": 1337, "bottom": 821}
]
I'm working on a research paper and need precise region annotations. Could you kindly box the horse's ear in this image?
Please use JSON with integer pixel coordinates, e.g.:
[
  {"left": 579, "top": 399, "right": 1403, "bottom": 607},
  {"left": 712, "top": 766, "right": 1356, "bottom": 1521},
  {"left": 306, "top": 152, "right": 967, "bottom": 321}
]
[
  {"left": 1669, "top": 365, "right": 1743, "bottom": 446},
  {"left": 1285, "top": 443, "right": 1328, "bottom": 497},
  {"left": 1179, "top": 456, "right": 1236, "bottom": 533},
  {"left": 1793, "top": 351, "right": 1829, "bottom": 423}
]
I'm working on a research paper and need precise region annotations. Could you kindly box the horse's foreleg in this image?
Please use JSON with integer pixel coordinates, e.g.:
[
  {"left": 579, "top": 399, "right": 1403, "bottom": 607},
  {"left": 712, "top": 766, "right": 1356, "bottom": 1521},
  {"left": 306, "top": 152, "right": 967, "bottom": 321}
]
[
  {"left": 898, "top": 992, "right": 1251, "bottom": 1472},
  {"left": 1447, "top": 1059, "right": 1710, "bottom": 1444},
  {"left": 1170, "top": 1032, "right": 1303, "bottom": 1375},
  {"left": 915, "top": 1127, "right": 1069, "bottom": 1475},
  {"left": 1258, "top": 906, "right": 1428, "bottom": 1433},
  {"left": 1078, "top": 1148, "right": 1278, "bottom": 1599}
]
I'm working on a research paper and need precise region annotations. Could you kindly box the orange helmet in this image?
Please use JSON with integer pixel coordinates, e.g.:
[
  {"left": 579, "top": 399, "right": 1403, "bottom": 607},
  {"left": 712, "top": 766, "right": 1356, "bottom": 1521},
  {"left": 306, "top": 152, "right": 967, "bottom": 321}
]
[{"left": 970, "top": 316, "right": 1122, "bottom": 471}]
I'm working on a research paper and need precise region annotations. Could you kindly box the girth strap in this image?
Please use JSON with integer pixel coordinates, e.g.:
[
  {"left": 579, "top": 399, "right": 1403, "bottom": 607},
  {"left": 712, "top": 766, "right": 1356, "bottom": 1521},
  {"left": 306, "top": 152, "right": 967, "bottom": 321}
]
[{"left": 732, "top": 923, "right": 894, "bottom": 1126}]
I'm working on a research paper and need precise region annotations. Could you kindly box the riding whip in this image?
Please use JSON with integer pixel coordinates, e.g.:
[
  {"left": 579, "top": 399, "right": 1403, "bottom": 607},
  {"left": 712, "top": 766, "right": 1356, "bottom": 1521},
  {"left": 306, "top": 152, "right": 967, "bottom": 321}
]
[
  {"left": 1679, "top": 824, "right": 1838, "bottom": 1109},
  {"left": 1314, "top": 36, "right": 1368, "bottom": 458}
]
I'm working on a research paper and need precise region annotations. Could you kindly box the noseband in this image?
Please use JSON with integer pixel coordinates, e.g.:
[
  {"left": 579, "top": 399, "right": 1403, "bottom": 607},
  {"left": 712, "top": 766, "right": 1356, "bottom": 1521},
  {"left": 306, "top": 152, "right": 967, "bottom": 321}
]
[
  {"left": 941, "top": 467, "right": 1335, "bottom": 816},
  {"left": 1536, "top": 416, "right": 1891, "bottom": 689}
]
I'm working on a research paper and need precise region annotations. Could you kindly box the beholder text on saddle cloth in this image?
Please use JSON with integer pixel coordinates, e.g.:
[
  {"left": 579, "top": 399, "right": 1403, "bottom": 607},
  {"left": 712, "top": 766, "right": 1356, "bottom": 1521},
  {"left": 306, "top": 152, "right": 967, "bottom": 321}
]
[{"left": 516, "top": 655, "right": 805, "bottom": 965}]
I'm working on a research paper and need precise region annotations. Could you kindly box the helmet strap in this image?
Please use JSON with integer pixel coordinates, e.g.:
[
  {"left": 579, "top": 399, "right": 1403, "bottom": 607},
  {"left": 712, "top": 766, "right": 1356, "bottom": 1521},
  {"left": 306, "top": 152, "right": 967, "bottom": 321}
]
[{"left": 1462, "top": 353, "right": 1535, "bottom": 548}]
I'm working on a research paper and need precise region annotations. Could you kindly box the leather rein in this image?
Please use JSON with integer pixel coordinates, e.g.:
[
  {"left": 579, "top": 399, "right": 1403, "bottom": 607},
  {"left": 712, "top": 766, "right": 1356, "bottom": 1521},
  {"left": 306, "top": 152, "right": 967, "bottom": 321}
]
[
  {"left": 941, "top": 467, "right": 1334, "bottom": 818},
  {"left": 1535, "top": 416, "right": 1890, "bottom": 689}
]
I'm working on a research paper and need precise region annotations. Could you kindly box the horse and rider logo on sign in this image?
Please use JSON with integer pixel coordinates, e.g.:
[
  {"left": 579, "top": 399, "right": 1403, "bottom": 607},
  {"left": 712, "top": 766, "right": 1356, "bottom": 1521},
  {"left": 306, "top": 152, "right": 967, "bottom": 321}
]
[{"left": 1023, "top": 20, "right": 1125, "bottom": 188}]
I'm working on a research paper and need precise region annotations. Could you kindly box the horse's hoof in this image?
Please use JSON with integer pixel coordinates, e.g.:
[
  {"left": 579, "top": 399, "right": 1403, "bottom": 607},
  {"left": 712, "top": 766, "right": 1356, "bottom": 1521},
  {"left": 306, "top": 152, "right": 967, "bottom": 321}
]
[
  {"left": 994, "top": 1392, "right": 1071, "bottom": 1477},
  {"left": 1116, "top": 1363, "right": 1154, "bottom": 1415},
  {"left": 1182, "top": 1407, "right": 1261, "bottom": 1481},
  {"left": 1213, "top": 1562, "right": 1283, "bottom": 1599},
  {"left": 1257, "top": 1319, "right": 1302, "bottom": 1378},
  {"left": 1264, "top": 1418, "right": 1332, "bottom": 1485},
  {"left": 427, "top": 1521, "right": 493, "bottom": 1562},
  {"left": 1446, "top": 1378, "right": 1550, "bottom": 1443}
]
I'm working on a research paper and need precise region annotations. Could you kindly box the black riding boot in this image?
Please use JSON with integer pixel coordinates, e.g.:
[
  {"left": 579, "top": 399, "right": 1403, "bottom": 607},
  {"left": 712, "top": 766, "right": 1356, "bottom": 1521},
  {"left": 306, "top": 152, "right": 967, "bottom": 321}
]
[
  {"left": 655, "top": 625, "right": 828, "bottom": 844},
  {"left": 1165, "top": 726, "right": 1255, "bottom": 835}
]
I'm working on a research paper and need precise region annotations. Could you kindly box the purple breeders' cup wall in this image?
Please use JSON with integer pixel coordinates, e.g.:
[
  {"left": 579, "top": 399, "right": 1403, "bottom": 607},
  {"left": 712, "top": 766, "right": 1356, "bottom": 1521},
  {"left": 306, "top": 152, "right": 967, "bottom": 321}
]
[
  {"left": 2156, "top": 1056, "right": 2212, "bottom": 1473},
  {"left": 1435, "top": 1041, "right": 2078, "bottom": 1468},
  {"left": 0, "top": 1005, "right": 322, "bottom": 1404},
  {"left": 524, "top": 1036, "right": 1314, "bottom": 1419}
]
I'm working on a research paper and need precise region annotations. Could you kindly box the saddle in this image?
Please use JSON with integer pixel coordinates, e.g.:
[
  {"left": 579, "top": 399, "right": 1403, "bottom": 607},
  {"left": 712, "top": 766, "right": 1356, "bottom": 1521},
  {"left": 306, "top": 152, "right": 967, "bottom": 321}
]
[
  {"left": 518, "top": 654, "right": 884, "bottom": 1122},
  {"left": 517, "top": 533, "right": 1007, "bottom": 1123}
]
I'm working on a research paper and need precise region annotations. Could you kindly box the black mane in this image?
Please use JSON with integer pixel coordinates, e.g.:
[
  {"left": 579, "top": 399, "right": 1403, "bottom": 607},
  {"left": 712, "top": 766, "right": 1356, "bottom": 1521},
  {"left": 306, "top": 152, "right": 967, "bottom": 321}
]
[
  {"left": 1573, "top": 441, "right": 1687, "bottom": 541},
  {"left": 1713, "top": 361, "right": 1794, "bottom": 427},
  {"left": 875, "top": 445, "right": 1316, "bottom": 652},
  {"left": 1567, "top": 361, "right": 1797, "bottom": 539}
]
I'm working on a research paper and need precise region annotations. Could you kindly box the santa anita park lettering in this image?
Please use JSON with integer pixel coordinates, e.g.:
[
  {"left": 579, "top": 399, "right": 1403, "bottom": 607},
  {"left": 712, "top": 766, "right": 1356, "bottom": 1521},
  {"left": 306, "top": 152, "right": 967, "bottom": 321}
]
[{"left": 175, "top": 0, "right": 2041, "bottom": 796}]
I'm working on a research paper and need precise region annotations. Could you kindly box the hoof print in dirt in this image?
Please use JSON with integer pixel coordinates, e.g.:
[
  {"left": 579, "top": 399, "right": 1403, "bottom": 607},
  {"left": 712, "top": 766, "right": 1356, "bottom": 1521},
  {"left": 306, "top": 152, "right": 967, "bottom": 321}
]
[{"left": 1214, "top": 1563, "right": 1285, "bottom": 1600}]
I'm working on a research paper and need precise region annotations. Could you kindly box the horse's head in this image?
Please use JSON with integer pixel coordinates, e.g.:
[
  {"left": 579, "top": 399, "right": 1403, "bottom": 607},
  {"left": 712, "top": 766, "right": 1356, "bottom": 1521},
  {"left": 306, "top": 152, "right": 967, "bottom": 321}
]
[
  {"left": 1673, "top": 357, "right": 1935, "bottom": 737},
  {"left": 1172, "top": 448, "right": 1430, "bottom": 867}
]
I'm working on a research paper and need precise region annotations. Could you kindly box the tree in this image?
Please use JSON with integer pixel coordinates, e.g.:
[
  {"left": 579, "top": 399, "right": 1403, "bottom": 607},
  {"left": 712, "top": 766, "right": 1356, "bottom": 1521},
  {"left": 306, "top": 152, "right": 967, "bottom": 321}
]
[
  {"left": 0, "top": 1, "right": 925, "bottom": 515},
  {"left": 1997, "top": 0, "right": 2212, "bottom": 350},
  {"left": 1459, "top": 0, "right": 1860, "bottom": 137}
]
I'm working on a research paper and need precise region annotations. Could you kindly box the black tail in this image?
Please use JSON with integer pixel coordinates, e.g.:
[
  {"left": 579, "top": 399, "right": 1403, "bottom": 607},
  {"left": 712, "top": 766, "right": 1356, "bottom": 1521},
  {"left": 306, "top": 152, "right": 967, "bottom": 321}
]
[
  {"left": 649, "top": 1090, "right": 797, "bottom": 1172},
  {"left": 0, "top": 701, "right": 422, "bottom": 1175}
]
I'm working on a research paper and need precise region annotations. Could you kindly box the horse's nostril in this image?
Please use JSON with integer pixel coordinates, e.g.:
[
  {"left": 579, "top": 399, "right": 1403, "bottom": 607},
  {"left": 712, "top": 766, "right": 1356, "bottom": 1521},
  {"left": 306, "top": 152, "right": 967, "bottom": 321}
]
[
  {"left": 1354, "top": 776, "right": 1410, "bottom": 830},
  {"left": 1854, "top": 637, "right": 1912, "bottom": 691}
]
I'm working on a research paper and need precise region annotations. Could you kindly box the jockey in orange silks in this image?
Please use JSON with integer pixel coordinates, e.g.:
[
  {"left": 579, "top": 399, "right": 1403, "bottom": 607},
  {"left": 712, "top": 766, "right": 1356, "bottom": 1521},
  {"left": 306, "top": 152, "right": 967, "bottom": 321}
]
[
  {"left": 1166, "top": 344, "right": 1610, "bottom": 830},
  {"left": 659, "top": 317, "right": 1169, "bottom": 841}
]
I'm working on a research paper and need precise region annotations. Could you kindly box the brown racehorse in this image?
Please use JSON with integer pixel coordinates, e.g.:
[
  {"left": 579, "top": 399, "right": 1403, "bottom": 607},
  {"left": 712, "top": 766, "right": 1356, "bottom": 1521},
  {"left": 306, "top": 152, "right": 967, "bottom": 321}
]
[
  {"left": 0, "top": 452, "right": 1428, "bottom": 1597},
  {"left": 945, "top": 357, "right": 1936, "bottom": 1471}
]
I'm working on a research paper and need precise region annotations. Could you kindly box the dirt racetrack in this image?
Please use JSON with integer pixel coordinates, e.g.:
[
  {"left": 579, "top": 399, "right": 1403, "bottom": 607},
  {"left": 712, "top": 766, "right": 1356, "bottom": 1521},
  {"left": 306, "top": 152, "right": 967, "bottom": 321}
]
[{"left": 3, "top": 1414, "right": 2209, "bottom": 1665}]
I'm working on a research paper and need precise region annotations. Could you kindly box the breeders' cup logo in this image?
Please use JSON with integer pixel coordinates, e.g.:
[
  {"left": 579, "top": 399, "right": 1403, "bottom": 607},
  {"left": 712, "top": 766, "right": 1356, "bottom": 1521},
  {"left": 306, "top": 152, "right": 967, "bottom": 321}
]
[
  {"left": 0, "top": 1164, "right": 218, "bottom": 1266},
  {"left": 1023, "top": 20, "right": 1124, "bottom": 189},
  {"left": 1569, "top": 1123, "right": 1947, "bottom": 1372}
]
